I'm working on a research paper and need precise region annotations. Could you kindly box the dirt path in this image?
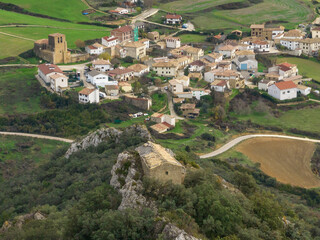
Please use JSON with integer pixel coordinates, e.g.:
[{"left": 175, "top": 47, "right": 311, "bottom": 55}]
[
  {"left": 200, "top": 134, "right": 320, "bottom": 158},
  {"left": 0, "top": 132, "right": 74, "bottom": 143},
  {"left": 236, "top": 138, "right": 320, "bottom": 188},
  {"left": 0, "top": 25, "right": 108, "bottom": 31},
  {"left": 0, "top": 31, "right": 35, "bottom": 41}
]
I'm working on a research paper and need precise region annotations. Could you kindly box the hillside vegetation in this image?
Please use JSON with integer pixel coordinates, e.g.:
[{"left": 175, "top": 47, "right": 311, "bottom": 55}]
[{"left": 159, "top": 0, "right": 315, "bottom": 31}]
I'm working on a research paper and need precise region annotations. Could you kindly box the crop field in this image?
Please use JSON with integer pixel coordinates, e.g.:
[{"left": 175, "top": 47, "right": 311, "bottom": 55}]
[
  {"left": 0, "top": 67, "right": 44, "bottom": 115},
  {"left": 276, "top": 57, "right": 320, "bottom": 83},
  {"left": 160, "top": 0, "right": 314, "bottom": 31},
  {"left": 235, "top": 138, "right": 320, "bottom": 188}
]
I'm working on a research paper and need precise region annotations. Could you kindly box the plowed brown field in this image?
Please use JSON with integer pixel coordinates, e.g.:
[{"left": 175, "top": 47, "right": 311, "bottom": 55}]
[{"left": 236, "top": 138, "right": 320, "bottom": 189}]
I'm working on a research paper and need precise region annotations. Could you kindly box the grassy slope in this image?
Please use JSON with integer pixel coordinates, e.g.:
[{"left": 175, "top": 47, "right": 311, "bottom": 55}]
[
  {"left": 0, "top": 67, "right": 44, "bottom": 115},
  {"left": 276, "top": 57, "right": 320, "bottom": 83},
  {"left": 0, "top": 135, "right": 69, "bottom": 164},
  {"left": 160, "top": 0, "right": 314, "bottom": 31},
  {"left": 233, "top": 105, "right": 320, "bottom": 134},
  {"left": 0, "top": 34, "right": 34, "bottom": 59},
  {"left": 0, "top": 27, "right": 109, "bottom": 48},
  {"left": 179, "top": 34, "right": 207, "bottom": 43},
  {"left": 0, "top": 9, "right": 111, "bottom": 58},
  {"left": 0, "top": 0, "right": 90, "bottom": 22}
]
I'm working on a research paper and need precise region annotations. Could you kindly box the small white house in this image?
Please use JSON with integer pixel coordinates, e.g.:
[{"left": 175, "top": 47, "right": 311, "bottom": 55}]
[
  {"left": 211, "top": 80, "right": 229, "bottom": 92},
  {"left": 268, "top": 81, "right": 297, "bottom": 100},
  {"left": 92, "top": 59, "right": 113, "bottom": 72},
  {"left": 49, "top": 73, "right": 68, "bottom": 92},
  {"left": 204, "top": 70, "right": 219, "bottom": 83},
  {"left": 101, "top": 36, "right": 119, "bottom": 48},
  {"left": 235, "top": 57, "right": 258, "bottom": 71},
  {"left": 252, "top": 40, "right": 270, "bottom": 52},
  {"left": 87, "top": 70, "right": 117, "bottom": 87},
  {"left": 297, "top": 85, "right": 311, "bottom": 96},
  {"left": 138, "top": 38, "right": 150, "bottom": 49},
  {"left": 218, "top": 45, "right": 237, "bottom": 59},
  {"left": 110, "top": 7, "right": 129, "bottom": 15},
  {"left": 189, "top": 60, "right": 205, "bottom": 72},
  {"left": 79, "top": 88, "right": 100, "bottom": 104},
  {"left": 38, "top": 63, "right": 64, "bottom": 84},
  {"left": 165, "top": 37, "right": 181, "bottom": 49},
  {"left": 165, "top": 14, "right": 182, "bottom": 25},
  {"left": 127, "top": 64, "right": 150, "bottom": 77},
  {"left": 85, "top": 43, "right": 105, "bottom": 55},
  {"left": 258, "top": 79, "right": 275, "bottom": 91},
  {"left": 191, "top": 88, "right": 210, "bottom": 100},
  {"left": 279, "top": 39, "right": 300, "bottom": 51},
  {"left": 169, "top": 79, "right": 184, "bottom": 93}
]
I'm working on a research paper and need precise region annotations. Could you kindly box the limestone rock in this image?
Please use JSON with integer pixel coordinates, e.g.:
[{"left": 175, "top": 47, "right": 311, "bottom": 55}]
[
  {"left": 162, "top": 223, "right": 200, "bottom": 240},
  {"left": 65, "top": 125, "right": 152, "bottom": 158}
]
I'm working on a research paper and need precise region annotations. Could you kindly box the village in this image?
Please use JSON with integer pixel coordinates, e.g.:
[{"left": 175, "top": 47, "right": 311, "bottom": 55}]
[{"left": 33, "top": 10, "right": 320, "bottom": 135}]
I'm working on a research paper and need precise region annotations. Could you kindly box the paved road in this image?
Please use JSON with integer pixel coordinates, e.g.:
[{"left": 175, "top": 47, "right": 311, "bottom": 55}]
[
  {"left": 131, "top": 8, "right": 159, "bottom": 23},
  {"left": 165, "top": 90, "right": 184, "bottom": 120},
  {"left": 0, "top": 132, "right": 74, "bottom": 143},
  {"left": 200, "top": 134, "right": 320, "bottom": 159}
]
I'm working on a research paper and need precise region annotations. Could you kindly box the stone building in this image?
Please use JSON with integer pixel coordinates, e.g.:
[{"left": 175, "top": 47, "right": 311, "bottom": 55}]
[
  {"left": 136, "top": 142, "right": 186, "bottom": 184},
  {"left": 34, "top": 33, "right": 88, "bottom": 64}
]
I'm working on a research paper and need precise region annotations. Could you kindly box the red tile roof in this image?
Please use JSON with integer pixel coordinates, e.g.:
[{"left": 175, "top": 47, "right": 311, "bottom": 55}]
[
  {"left": 103, "top": 36, "right": 118, "bottom": 42},
  {"left": 166, "top": 14, "right": 182, "bottom": 19},
  {"left": 111, "top": 25, "right": 133, "bottom": 33},
  {"left": 277, "top": 62, "right": 296, "bottom": 72},
  {"left": 38, "top": 63, "right": 63, "bottom": 76},
  {"left": 87, "top": 45, "right": 97, "bottom": 49},
  {"left": 274, "top": 81, "right": 297, "bottom": 90},
  {"left": 108, "top": 68, "right": 133, "bottom": 75},
  {"left": 79, "top": 88, "right": 96, "bottom": 95}
]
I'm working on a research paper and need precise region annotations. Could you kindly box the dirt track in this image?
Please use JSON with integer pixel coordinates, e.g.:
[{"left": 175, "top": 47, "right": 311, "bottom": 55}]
[{"left": 236, "top": 138, "right": 320, "bottom": 189}]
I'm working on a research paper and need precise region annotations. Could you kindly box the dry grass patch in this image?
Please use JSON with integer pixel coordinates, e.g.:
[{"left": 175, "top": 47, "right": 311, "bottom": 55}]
[{"left": 236, "top": 138, "right": 320, "bottom": 188}]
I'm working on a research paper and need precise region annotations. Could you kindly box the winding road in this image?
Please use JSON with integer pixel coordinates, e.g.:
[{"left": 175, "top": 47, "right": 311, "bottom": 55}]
[
  {"left": 0, "top": 132, "right": 74, "bottom": 143},
  {"left": 200, "top": 134, "right": 320, "bottom": 159}
]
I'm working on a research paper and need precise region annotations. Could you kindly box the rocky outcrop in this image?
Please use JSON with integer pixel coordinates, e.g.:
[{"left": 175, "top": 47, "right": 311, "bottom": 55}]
[
  {"left": 65, "top": 125, "right": 151, "bottom": 158},
  {"left": 110, "top": 151, "right": 156, "bottom": 211},
  {"left": 110, "top": 144, "right": 200, "bottom": 240},
  {"left": 161, "top": 223, "right": 200, "bottom": 240},
  {"left": 0, "top": 211, "right": 46, "bottom": 233}
]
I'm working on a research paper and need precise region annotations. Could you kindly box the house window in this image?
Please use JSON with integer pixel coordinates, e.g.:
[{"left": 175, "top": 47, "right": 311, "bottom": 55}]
[
  {"left": 287, "top": 91, "right": 290, "bottom": 93},
  {"left": 165, "top": 171, "right": 169, "bottom": 175}
]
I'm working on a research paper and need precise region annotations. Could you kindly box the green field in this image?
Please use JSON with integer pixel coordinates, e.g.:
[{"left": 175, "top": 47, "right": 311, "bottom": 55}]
[
  {"left": 0, "top": 7, "right": 111, "bottom": 59},
  {"left": 276, "top": 57, "right": 320, "bottom": 83},
  {"left": 0, "top": 135, "right": 69, "bottom": 164},
  {"left": 0, "top": 67, "right": 44, "bottom": 114},
  {"left": 233, "top": 104, "right": 320, "bottom": 134},
  {"left": 0, "top": 0, "right": 90, "bottom": 23},
  {"left": 179, "top": 34, "right": 207, "bottom": 43},
  {"left": 160, "top": 0, "right": 315, "bottom": 31}
]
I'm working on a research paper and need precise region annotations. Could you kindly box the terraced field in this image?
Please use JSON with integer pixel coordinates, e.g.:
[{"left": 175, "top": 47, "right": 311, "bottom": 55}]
[{"left": 160, "top": 0, "right": 315, "bottom": 31}]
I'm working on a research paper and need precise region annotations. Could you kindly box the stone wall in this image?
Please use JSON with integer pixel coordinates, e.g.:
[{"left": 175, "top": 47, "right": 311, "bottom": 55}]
[{"left": 124, "top": 96, "right": 152, "bottom": 110}]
